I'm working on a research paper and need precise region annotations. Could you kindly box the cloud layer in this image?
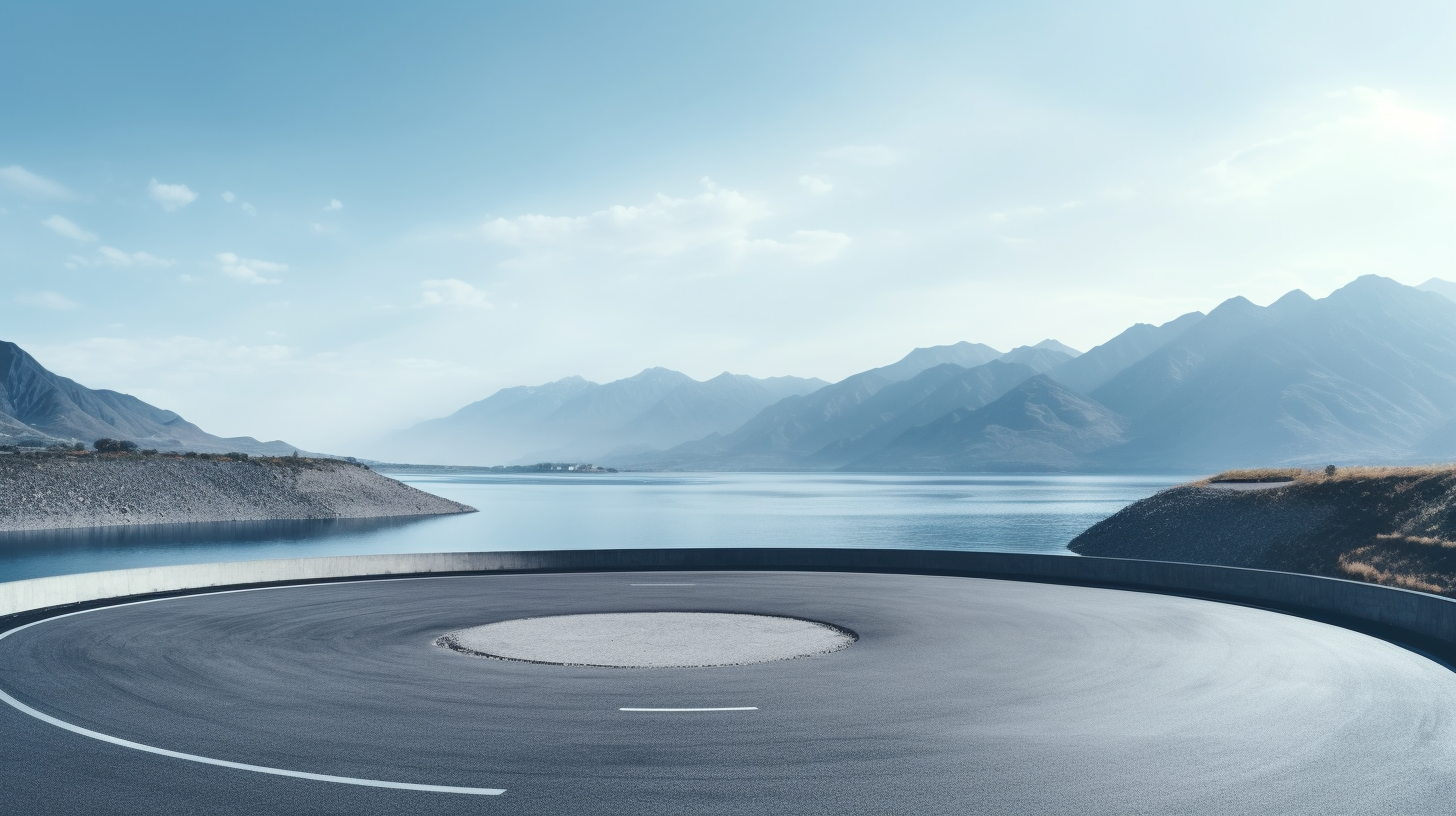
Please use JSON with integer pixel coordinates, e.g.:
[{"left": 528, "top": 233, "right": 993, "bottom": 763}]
[{"left": 479, "top": 179, "right": 850, "bottom": 268}]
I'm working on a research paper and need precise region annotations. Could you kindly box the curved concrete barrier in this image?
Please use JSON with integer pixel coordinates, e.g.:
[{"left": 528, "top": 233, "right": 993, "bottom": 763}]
[{"left": 4, "top": 548, "right": 1455, "bottom": 662}]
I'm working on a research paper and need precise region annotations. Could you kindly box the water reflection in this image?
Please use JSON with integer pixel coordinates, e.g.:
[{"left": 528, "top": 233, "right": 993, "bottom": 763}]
[{"left": 0, "top": 516, "right": 447, "bottom": 583}]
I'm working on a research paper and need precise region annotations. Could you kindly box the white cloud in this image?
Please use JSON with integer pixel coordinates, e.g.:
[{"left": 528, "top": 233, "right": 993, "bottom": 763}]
[
  {"left": 66, "top": 246, "right": 176, "bottom": 268},
  {"left": 820, "top": 145, "right": 903, "bottom": 166},
  {"left": 42, "top": 215, "right": 97, "bottom": 242},
  {"left": 241, "top": 202, "right": 257, "bottom": 216},
  {"left": 17, "top": 291, "right": 77, "bottom": 310},
  {"left": 217, "top": 252, "right": 286, "bottom": 284},
  {"left": 325, "top": 199, "right": 343, "bottom": 211},
  {"left": 478, "top": 179, "right": 850, "bottom": 266},
  {"left": 99, "top": 246, "right": 174, "bottom": 267},
  {"left": 798, "top": 175, "right": 834, "bottom": 195},
  {"left": 1199, "top": 86, "right": 1453, "bottom": 201},
  {"left": 221, "top": 191, "right": 236, "bottom": 203},
  {"left": 420, "top": 278, "right": 491, "bottom": 308},
  {"left": 148, "top": 178, "right": 198, "bottom": 211},
  {"left": 0, "top": 166, "right": 78, "bottom": 200}
]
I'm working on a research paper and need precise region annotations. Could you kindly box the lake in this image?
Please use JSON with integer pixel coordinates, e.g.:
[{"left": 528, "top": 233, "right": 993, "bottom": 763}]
[{"left": 0, "top": 472, "right": 1183, "bottom": 583}]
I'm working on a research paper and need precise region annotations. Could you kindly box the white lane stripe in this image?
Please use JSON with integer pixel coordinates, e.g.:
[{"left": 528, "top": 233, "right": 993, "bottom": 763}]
[
  {"left": 619, "top": 707, "right": 758, "bottom": 712},
  {"left": 0, "top": 583, "right": 505, "bottom": 796},
  {"left": 629, "top": 583, "right": 696, "bottom": 586}
]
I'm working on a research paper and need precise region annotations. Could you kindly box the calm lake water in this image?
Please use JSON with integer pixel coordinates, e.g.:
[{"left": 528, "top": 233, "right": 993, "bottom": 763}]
[{"left": 0, "top": 473, "right": 1183, "bottom": 583}]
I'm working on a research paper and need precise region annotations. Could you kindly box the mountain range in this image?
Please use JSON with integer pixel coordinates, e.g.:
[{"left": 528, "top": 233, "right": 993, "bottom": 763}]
[
  {"left": 382, "top": 275, "right": 1456, "bottom": 473},
  {"left": 374, "top": 369, "right": 829, "bottom": 465},
  {"left": 0, "top": 342, "right": 300, "bottom": 455},
  {"left": 18, "top": 274, "right": 1456, "bottom": 473}
]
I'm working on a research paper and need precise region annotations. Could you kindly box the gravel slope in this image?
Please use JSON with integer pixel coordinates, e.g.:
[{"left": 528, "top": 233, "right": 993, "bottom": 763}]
[{"left": 0, "top": 454, "right": 474, "bottom": 531}]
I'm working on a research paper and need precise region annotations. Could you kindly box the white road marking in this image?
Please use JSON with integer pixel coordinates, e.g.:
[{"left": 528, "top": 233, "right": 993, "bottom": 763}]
[
  {"left": 619, "top": 707, "right": 758, "bottom": 712},
  {"left": 0, "top": 584, "right": 506, "bottom": 796},
  {"left": 629, "top": 583, "right": 696, "bottom": 586}
]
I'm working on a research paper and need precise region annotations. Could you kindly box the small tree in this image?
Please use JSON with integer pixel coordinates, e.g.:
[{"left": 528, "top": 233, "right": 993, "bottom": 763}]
[
  {"left": 1325, "top": 464, "right": 1337, "bottom": 477},
  {"left": 93, "top": 438, "right": 137, "bottom": 453}
]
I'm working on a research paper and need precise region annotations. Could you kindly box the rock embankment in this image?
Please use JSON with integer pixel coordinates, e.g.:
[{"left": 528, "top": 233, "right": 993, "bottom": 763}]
[
  {"left": 1070, "top": 467, "right": 1456, "bottom": 597},
  {"left": 0, "top": 454, "right": 474, "bottom": 531}
]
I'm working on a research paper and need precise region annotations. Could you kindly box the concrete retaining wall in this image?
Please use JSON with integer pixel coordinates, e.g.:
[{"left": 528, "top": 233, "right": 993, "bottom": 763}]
[{"left": 4, "top": 548, "right": 1456, "bottom": 655}]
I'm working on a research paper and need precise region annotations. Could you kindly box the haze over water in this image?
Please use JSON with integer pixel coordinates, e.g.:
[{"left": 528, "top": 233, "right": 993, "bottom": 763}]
[{"left": 0, "top": 473, "right": 1180, "bottom": 582}]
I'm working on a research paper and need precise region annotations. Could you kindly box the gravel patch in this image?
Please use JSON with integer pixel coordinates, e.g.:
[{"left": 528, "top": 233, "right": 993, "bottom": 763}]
[
  {"left": 437, "top": 612, "right": 857, "bottom": 668},
  {"left": 0, "top": 455, "right": 474, "bottom": 531}
]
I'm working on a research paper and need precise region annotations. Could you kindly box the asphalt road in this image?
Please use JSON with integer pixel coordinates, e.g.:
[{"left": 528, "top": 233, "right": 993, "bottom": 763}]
[{"left": 2, "top": 570, "right": 1455, "bottom": 815}]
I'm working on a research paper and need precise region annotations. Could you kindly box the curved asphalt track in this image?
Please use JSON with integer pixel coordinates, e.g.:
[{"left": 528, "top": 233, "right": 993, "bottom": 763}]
[{"left": 2, "top": 570, "right": 1456, "bottom": 814}]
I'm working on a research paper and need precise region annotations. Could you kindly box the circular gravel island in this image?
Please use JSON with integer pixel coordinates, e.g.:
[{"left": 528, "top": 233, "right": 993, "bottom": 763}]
[{"left": 437, "top": 611, "right": 857, "bottom": 668}]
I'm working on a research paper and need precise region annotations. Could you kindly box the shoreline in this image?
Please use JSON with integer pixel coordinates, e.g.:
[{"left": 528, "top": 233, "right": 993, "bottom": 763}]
[{"left": 0, "top": 453, "right": 475, "bottom": 532}]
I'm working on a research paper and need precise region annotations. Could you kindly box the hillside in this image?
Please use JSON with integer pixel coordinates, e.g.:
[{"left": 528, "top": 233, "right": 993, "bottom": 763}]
[
  {"left": 850, "top": 375, "right": 1127, "bottom": 471},
  {"left": 0, "top": 452, "right": 474, "bottom": 531},
  {"left": 612, "top": 343, "right": 1076, "bottom": 470},
  {"left": 0, "top": 341, "right": 301, "bottom": 455},
  {"left": 378, "top": 368, "right": 827, "bottom": 465},
  {"left": 1069, "top": 467, "right": 1456, "bottom": 597},
  {"left": 1085, "top": 278, "right": 1456, "bottom": 470}
]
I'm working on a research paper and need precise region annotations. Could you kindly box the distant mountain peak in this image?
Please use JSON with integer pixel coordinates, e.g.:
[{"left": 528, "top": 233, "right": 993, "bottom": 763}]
[
  {"left": 1417, "top": 278, "right": 1456, "bottom": 304},
  {"left": 1268, "top": 289, "right": 1316, "bottom": 317},
  {"left": 1206, "top": 294, "right": 1261, "bottom": 317},
  {"left": 999, "top": 345, "right": 1075, "bottom": 373},
  {"left": 1031, "top": 339, "right": 1082, "bottom": 357},
  {"left": 872, "top": 341, "right": 1003, "bottom": 383}
]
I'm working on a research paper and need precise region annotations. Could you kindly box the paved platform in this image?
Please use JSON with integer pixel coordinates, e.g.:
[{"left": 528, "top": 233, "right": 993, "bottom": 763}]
[{"left": 2, "top": 570, "right": 1454, "bottom": 814}]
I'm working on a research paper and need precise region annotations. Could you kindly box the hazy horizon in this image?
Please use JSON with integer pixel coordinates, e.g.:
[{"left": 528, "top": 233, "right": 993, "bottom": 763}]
[{"left": 3, "top": 2, "right": 1454, "bottom": 452}]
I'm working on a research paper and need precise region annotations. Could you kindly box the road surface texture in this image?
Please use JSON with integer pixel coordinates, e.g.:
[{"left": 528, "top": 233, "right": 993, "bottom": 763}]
[{"left": 2, "top": 570, "right": 1454, "bottom": 814}]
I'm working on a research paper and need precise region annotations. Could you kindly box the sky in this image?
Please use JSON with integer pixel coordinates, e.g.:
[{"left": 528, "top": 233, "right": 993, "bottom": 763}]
[{"left": 2, "top": 1, "right": 1455, "bottom": 453}]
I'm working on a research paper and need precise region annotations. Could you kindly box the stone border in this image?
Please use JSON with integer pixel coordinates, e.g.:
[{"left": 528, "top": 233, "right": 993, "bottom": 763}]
[
  {"left": 3, "top": 548, "right": 1455, "bottom": 665},
  {"left": 434, "top": 612, "right": 859, "bottom": 669}
]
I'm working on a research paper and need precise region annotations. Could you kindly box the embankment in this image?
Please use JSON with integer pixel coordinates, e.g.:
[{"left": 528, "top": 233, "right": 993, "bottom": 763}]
[
  {"left": 1070, "top": 467, "right": 1456, "bottom": 596},
  {"left": 0, "top": 453, "right": 474, "bottom": 531}
]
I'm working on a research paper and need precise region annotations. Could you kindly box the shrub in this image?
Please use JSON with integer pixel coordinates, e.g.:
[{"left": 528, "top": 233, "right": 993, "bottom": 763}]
[{"left": 94, "top": 438, "right": 139, "bottom": 453}]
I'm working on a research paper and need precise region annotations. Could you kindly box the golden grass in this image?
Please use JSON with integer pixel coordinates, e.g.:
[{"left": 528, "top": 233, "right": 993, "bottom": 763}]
[
  {"left": 1375, "top": 532, "right": 1456, "bottom": 548},
  {"left": 1198, "top": 464, "right": 1456, "bottom": 486},
  {"left": 1206, "top": 468, "right": 1302, "bottom": 483},
  {"left": 1338, "top": 552, "right": 1445, "bottom": 594}
]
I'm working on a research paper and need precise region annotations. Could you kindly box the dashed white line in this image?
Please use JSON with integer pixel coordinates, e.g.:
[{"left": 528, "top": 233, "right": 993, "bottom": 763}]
[
  {"left": 619, "top": 707, "right": 758, "bottom": 712},
  {"left": 629, "top": 583, "right": 696, "bottom": 586}
]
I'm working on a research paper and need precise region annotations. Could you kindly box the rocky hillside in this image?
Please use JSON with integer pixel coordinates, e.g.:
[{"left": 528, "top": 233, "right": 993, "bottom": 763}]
[
  {"left": 0, "top": 452, "right": 474, "bottom": 531},
  {"left": 1069, "top": 467, "right": 1456, "bottom": 597}
]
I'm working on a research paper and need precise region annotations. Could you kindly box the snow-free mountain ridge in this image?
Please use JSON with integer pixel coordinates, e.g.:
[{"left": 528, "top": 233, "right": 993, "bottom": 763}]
[
  {"left": 415, "top": 275, "right": 1456, "bottom": 473},
  {"left": 0, "top": 341, "right": 301, "bottom": 455}
]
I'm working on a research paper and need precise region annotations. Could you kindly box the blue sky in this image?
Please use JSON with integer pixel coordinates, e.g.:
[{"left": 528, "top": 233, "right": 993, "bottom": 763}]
[{"left": 2, "top": 1, "right": 1454, "bottom": 452}]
